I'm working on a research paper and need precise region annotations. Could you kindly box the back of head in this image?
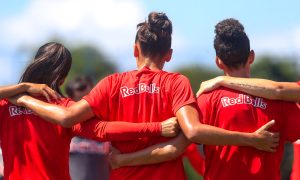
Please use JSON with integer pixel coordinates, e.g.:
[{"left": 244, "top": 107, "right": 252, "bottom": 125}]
[
  {"left": 65, "top": 75, "right": 94, "bottom": 101},
  {"left": 135, "top": 12, "right": 172, "bottom": 58},
  {"left": 20, "top": 42, "right": 72, "bottom": 96},
  {"left": 214, "top": 18, "right": 250, "bottom": 69}
]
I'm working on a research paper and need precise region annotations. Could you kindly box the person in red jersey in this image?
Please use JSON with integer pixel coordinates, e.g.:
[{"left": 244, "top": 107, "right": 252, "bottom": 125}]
[
  {"left": 197, "top": 78, "right": 300, "bottom": 179},
  {"left": 193, "top": 18, "right": 300, "bottom": 180},
  {"left": 10, "top": 13, "right": 279, "bottom": 180},
  {"left": 0, "top": 42, "right": 178, "bottom": 180}
]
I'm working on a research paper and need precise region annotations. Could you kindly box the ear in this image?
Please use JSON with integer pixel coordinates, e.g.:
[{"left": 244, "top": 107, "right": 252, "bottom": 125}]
[
  {"left": 248, "top": 50, "right": 255, "bottom": 65},
  {"left": 134, "top": 44, "right": 139, "bottom": 58},
  {"left": 165, "top": 49, "right": 173, "bottom": 62},
  {"left": 215, "top": 57, "right": 224, "bottom": 70}
]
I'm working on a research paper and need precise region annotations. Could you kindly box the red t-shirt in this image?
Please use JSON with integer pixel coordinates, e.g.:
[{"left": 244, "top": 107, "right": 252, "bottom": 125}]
[
  {"left": 197, "top": 87, "right": 300, "bottom": 180},
  {"left": 83, "top": 67, "right": 196, "bottom": 180},
  {"left": 0, "top": 97, "right": 161, "bottom": 180},
  {"left": 291, "top": 140, "right": 300, "bottom": 180},
  {"left": 183, "top": 144, "right": 205, "bottom": 176},
  {"left": 291, "top": 81, "right": 300, "bottom": 180}
]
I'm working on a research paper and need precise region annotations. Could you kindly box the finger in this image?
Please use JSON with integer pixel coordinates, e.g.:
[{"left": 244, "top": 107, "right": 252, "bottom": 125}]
[
  {"left": 272, "top": 136, "right": 280, "bottom": 142},
  {"left": 271, "top": 142, "right": 279, "bottom": 149},
  {"left": 271, "top": 132, "right": 280, "bottom": 138},
  {"left": 44, "top": 87, "right": 59, "bottom": 100},
  {"left": 267, "top": 148, "right": 276, "bottom": 153},
  {"left": 259, "top": 120, "right": 275, "bottom": 130},
  {"left": 42, "top": 91, "right": 51, "bottom": 102}
]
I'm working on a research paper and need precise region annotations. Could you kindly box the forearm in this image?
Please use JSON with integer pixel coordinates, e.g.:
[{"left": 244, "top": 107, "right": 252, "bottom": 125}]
[
  {"left": 220, "top": 76, "right": 300, "bottom": 101},
  {"left": 177, "top": 105, "right": 254, "bottom": 146},
  {"left": 112, "top": 133, "right": 190, "bottom": 168},
  {"left": 18, "top": 96, "right": 92, "bottom": 127},
  {"left": 20, "top": 96, "right": 73, "bottom": 126},
  {"left": 191, "top": 123, "right": 253, "bottom": 146},
  {"left": 0, "top": 83, "right": 28, "bottom": 99},
  {"left": 74, "top": 119, "right": 162, "bottom": 141}
]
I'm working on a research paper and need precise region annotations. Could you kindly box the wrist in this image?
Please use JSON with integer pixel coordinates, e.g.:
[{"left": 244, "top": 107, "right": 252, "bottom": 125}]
[
  {"left": 19, "top": 82, "right": 29, "bottom": 92},
  {"left": 243, "top": 132, "right": 256, "bottom": 147},
  {"left": 18, "top": 95, "right": 30, "bottom": 107},
  {"left": 111, "top": 154, "right": 124, "bottom": 169}
]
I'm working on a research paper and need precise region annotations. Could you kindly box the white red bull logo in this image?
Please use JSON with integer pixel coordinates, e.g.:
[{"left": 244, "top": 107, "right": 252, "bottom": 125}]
[
  {"left": 9, "top": 106, "right": 33, "bottom": 117},
  {"left": 120, "top": 83, "right": 160, "bottom": 97},
  {"left": 221, "top": 94, "right": 267, "bottom": 109}
]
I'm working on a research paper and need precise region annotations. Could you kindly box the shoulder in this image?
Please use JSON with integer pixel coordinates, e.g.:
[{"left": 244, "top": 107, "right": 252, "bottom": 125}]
[
  {"left": 160, "top": 71, "right": 191, "bottom": 83},
  {"left": 97, "top": 71, "right": 135, "bottom": 84}
]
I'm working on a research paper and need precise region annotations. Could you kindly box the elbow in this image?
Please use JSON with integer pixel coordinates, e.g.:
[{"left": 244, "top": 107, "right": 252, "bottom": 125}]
[
  {"left": 58, "top": 113, "right": 74, "bottom": 128},
  {"left": 163, "top": 145, "right": 182, "bottom": 160},
  {"left": 184, "top": 129, "right": 199, "bottom": 142}
]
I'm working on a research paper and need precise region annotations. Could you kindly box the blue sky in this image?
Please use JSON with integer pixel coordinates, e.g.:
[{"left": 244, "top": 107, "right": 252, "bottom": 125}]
[{"left": 0, "top": 0, "right": 300, "bottom": 85}]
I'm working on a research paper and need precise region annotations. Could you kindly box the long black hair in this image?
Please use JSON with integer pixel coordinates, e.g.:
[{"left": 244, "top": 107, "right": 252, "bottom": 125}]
[{"left": 19, "top": 42, "right": 72, "bottom": 96}]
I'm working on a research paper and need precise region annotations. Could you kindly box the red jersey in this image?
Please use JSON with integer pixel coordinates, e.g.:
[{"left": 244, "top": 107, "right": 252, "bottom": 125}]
[
  {"left": 291, "top": 140, "right": 300, "bottom": 180},
  {"left": 291, "top": 81, "right": 300, "bottom": 180},
  {"left": 197, "top": 87, "right": 300, "bottom": 180},
  {"left": 0, "top": 98, "right": 161, "bottom": 180},
  {"left": 83, "top": 67, "right": 196, "bottom": 180},
  {"left": 183, "top": 144, "right": 205, "bottom": 176}
]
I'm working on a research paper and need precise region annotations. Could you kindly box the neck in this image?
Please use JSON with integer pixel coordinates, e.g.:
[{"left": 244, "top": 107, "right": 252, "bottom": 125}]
[
  {"left": 137, "top": 56, "right": 164, "bottom": 71},
  {"left": 224, "top": 67, "right": 250, "bottom": 78}
]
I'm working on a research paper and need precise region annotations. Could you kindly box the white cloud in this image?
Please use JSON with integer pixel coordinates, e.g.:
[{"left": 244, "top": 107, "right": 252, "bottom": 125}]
[
  {"left": 251, "top": 26, "right": 300, "bottom": 58},
  {"left": 0, "top": 0, "right": 146, "bottom": 71}
]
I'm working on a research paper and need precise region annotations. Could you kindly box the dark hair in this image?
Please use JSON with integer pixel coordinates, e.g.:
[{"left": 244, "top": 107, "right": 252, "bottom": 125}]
[
  {"left": 135, "top": 12, "right": 172, "bottom": 58},
  {"left": 65, "top": 75, "right": 94, "bottom": 99},
  {"left": 19, "top": 42, "right": 72, "bottom": 96},
  {"left": 214, "top": 18, "right": 250, "bottom": 69}
]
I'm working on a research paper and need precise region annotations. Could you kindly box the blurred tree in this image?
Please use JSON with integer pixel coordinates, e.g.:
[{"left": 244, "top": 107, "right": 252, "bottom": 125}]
[
  {"left": 67, "top": 45, "right": 117, "bottom": 82},
  {"left": 60, "top": 45, "right": 117, "bottom": 95},
  {"left": 251, "top": 56, "right": 299, "bottom": 81},
  {"left": 175, "top": 64, "right": 221, "bottom": 93}
]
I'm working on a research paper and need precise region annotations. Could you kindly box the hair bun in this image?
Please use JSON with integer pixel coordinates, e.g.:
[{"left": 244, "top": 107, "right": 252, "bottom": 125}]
[
  {"left": 148, "top": 12, "right": 172, "bottom": 34},
  {"left": 215, "top": 18, "right": 245, "bottom": 39}
]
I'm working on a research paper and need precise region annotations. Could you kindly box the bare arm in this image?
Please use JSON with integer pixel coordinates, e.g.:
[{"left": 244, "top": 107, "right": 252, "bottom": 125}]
[
  {"left": 109, "top": 133, "right": 190, "bottom": 169},
  {"left": 0, "top": 83, "right": 58, "bottom": 101},
  {"left": 197, "top": 76, "right": 300, "bottom": 102},
  {"left": 9, "top": 94, "right": 94, "bottom": 127},
  {"left": 177, "top": 105, "right": 279, "bottom": 151}
]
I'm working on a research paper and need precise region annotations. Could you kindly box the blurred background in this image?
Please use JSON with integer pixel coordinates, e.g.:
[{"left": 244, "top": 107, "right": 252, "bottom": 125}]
[{"left": 0, "top": 0, "right": 299, "bottom": 179}]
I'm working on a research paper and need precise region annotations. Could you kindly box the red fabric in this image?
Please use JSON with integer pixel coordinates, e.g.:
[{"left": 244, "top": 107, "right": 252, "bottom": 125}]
[
  {"left": 0, "top": 97, "right": 162, "bottom": 179},
  {"left": 73, "top": 118, "right": 161, "bottom": 141},
  {"left": 0, "top": 98, "right": 72, "bottom": 180},
  {"left": 291, "top": 141, "right": 300, "bottom": 180},
  {"left": 183, "top": 144, "right": 205, "bottom": 176},
  {"left": 197, "top": 87, "right": 300, "bottom": 180},
  {"left": 83, "top": 67, "right": 196, "bottom": 180},
  {"left": 291, "top": 82, "right": 300, "bottom": 180}
]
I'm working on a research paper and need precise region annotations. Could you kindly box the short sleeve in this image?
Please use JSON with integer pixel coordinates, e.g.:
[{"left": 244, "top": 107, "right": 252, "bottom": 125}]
[
  {"left": 82, "top": 77, "right": 110, "bottom": 119},
  {"left": 280, "top": 101, "right": 300, "bottom": 142},
  {"left": 171, "top": 75, "right": 196, "bottom": 114}
]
